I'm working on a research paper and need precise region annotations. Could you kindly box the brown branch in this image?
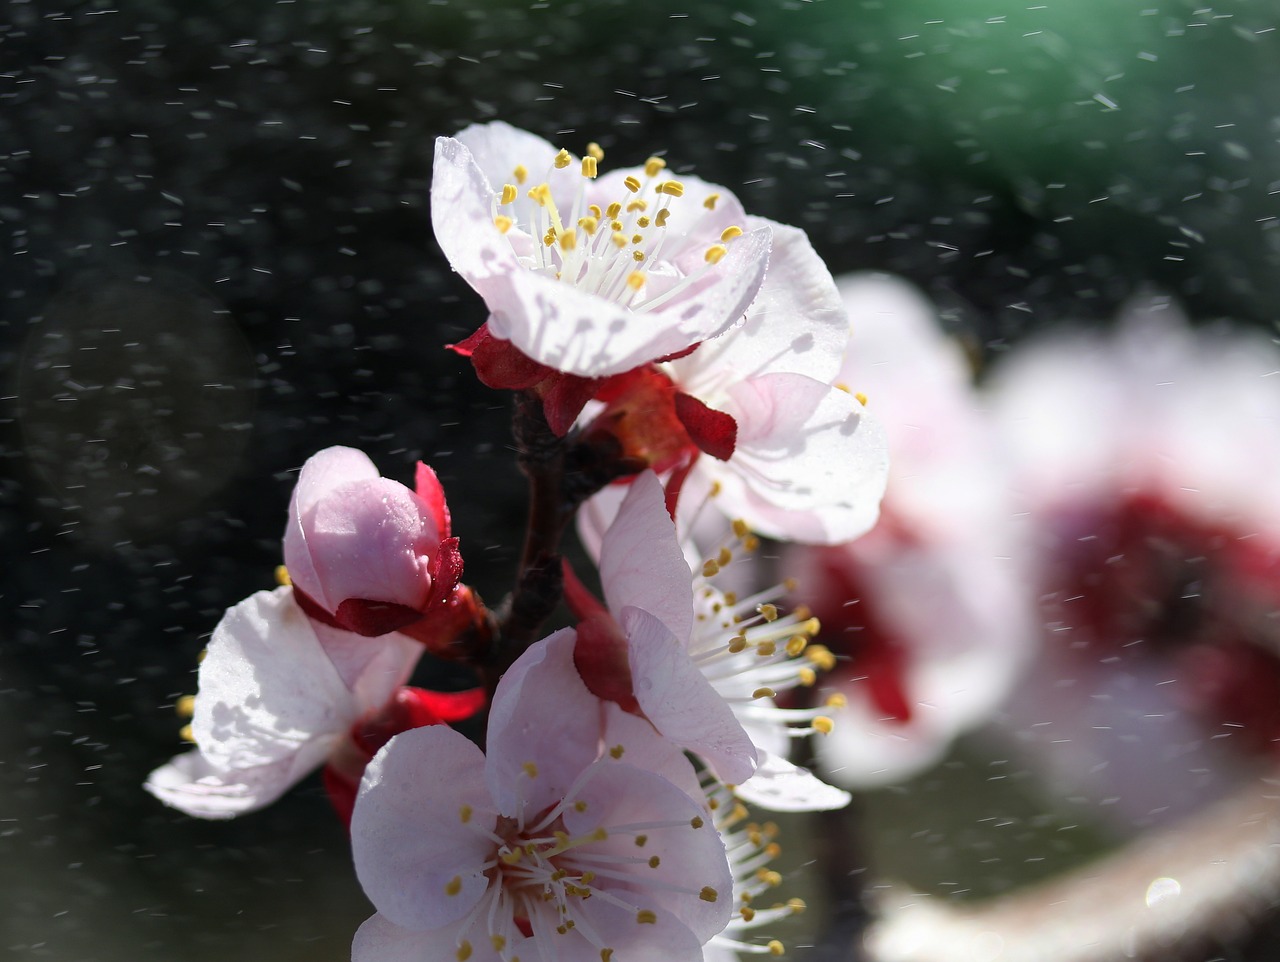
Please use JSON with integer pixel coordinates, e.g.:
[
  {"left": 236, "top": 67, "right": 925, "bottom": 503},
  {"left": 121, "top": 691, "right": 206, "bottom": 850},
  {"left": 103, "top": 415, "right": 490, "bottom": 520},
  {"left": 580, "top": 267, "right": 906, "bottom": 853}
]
[{"left": 865, "top": 766, "right": 1280, "bottom": 962}]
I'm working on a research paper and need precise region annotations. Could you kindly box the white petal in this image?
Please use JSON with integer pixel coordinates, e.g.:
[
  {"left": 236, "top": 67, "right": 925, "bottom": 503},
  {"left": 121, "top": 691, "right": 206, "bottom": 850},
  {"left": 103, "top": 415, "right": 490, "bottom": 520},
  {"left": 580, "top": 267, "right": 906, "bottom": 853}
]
[
  {"left": 732, "top": 750, "right": 852, "bottom": 812},
  {"left": 144, "top": 749, "right": 320, "bottom": 819}
]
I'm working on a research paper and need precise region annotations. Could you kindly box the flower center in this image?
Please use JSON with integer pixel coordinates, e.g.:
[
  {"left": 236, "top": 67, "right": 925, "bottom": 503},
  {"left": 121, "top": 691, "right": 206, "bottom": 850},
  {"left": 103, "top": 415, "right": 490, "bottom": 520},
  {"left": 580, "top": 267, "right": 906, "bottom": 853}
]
[{"left": 489, "top": 143, "right": 744, "bottom": 311}]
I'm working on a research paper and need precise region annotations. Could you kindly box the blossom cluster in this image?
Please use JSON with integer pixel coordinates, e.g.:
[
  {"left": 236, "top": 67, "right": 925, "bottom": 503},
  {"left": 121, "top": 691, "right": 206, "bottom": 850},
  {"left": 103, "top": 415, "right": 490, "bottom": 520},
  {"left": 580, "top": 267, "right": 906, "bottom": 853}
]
[
  {"left": 147, "top": 121, "right": 894, "bottom": 962},
  {"left": 145, "top": 120, "right": 1280, "bottom": 962}
]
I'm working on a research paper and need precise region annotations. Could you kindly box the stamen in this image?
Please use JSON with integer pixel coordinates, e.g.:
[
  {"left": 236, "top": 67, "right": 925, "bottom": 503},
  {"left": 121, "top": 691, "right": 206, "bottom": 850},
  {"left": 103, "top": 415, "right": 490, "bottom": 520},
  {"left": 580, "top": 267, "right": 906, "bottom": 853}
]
[
  {"left": 554, "top": 148, "right": 572, "bottom": 169},
  {"left": 179, "top": 724, "right": 195, "bottom": 743},
  {"left": 626, "top": 272, "right": 646, "bottom": 290},
  {"left": 721, "top": 225, "right": 744, "bottom": 241},
  {"left": 655, "top": 208, "right": 671, "bottom": 227},
  {"left": 175, "top": 695, "right": 196, "bottom": 718},
  {"left": 813, "top": 717, "right": 834, "bottom": 734},
  {"left": 587, "top": 142, "right": 605, "bottom": 161},
  {"left": 624, "top": 175, "right": 642, "bottom": 193},
  {"left": 494, "top": 215, "right": 514, "bottom": 234},
  {"left": 582, "top": 156, "right": 598, "bottom": 178},
  {"left": 636, "top": 910, "right": 657, "bottom": 924},
  {"left": 657, "top": 180, "right": 685, "bottom": 197},
  {"left": 700, "top": 886, "right": 719, "bottom": 902},
  {"left": 500, "top": 184, "right": 518, "bottom": 205},
  {"left": 513, "top": 164, "right": 528, "bottom": 184},
  {"left": 644, "top": 156, "right": 666, "bottom": 177},
  {"left": 274, "top": 565, "right": 291, "bottom": 586},
  {"left": 703, "top": 192, "right": 720, "bottom": 209}
]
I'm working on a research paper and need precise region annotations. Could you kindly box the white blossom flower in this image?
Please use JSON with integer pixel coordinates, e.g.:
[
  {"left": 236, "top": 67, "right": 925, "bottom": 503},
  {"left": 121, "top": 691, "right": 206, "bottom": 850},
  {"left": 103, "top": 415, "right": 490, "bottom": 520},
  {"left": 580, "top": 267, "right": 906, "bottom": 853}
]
[
  {"left": 350, "top": 629, "right": 733, "bottom": 962},
  {"left": 432, "top": 121, "right": 771, "bottom": 379},
  {"left": 145, "top": 586, "right": 423, "bottom": 818}
]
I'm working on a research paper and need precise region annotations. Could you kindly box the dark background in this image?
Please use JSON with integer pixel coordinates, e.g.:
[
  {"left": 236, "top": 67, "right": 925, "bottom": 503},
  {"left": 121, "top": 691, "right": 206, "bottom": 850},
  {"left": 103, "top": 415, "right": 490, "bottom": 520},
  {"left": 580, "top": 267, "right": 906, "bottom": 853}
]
[{"left": 3, "top": 1, "right": 1279, "bottom": 959}]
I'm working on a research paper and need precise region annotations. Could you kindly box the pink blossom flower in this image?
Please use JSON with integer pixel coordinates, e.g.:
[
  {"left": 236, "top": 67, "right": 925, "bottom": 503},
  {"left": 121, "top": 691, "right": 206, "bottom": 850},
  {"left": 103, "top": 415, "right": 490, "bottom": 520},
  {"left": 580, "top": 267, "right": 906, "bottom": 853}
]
[
  {"left": 989, "top": 295, "right": 1280, "bottom": 823},
  {"left": 784, "top": 274, "right": 1033, "bottom": 787},
  {"left": 574, "top": 471, "right": 852, "bottom": 811},
  {"left": 431, "top": 121, "right": 771, "bottom": 379},
  {"left": 567, "top": 471, "right": 759, "bottom": 786},
  {"left": 577, "top": 224, "right": 890, "bottom": 545},
  {"left": 145, "top": 586, "right": 425, "bottom": 818},
  {"left": 350, "top": 628, "right": 733, "bottom": 962},
  {"left": 283, "top": 446, "right": 464, "bottom": 640}
]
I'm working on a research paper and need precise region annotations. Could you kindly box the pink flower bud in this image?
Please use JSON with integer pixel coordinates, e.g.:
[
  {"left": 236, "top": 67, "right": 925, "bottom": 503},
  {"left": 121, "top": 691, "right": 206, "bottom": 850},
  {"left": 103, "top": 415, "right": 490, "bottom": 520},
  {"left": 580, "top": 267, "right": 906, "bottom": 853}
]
[{"left": 283, "top": 446, "right": 460, "bottom": 636}]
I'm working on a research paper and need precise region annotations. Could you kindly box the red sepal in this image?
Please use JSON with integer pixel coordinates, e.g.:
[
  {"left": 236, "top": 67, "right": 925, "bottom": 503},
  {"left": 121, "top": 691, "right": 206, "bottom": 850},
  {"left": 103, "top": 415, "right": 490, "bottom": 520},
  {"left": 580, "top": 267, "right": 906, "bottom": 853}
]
[
  {"left": 538, "top": 372, "right": 601, "bottom": 437},
  {"left": 562, "top": 560, "right": 642, "bottom": 715},
  {"left": 332, "top": 597, "right": 423, "bottom": 636},
  {"left": 674, "top": 392, "right": 737, "bottom": 462},
  {"left": 449, "top": 323, "right": 553, "bottom": 390},
  {"left": 414, "top": 461, "right": 451, "bottom": 540}
]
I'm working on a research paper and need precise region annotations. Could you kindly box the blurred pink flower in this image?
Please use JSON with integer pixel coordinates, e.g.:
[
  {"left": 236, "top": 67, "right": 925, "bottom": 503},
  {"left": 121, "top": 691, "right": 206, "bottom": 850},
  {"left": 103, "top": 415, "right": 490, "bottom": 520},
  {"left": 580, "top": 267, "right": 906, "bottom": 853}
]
[
  {"left": 990, "top": 295, "right": 1280, "bottom": 823},
  {"left": 350, "top": 628, "right": 732, "bottom": 962}
]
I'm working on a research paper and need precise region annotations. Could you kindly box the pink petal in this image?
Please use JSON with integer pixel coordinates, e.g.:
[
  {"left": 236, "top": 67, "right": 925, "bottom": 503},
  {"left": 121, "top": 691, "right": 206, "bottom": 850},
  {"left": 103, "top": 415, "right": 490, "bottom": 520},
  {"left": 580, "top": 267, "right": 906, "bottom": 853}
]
[
  {"left": 621, "top": 606, "right": 758, "bottom": 785},
  {"left": 561, "top": 760, "right": 733, "bottom": 943},
  {"left": 732, "top": 750, "right": 853, "bottom": 813},
  {"left": 144, "top": 750, "right": 308, "bottom": 819},
  {"left": 352, "top": 726, "right": 497, "bottom": 931},
  {"left": 485, "top": 628, "right": 604, "bottom": 819},
  {"left": 708, "top": 373, "right": 890, "bottom": 543},
  {"left": 414, "top": 461, "right": 451, "bottom": 540},
  {"left": 600, "top": 471, "right": 694, "bottom": 644},
  {"left": 670, "top": 219, "right": 849, "bottom": 391},
  {"left": 483, "top": 226, "right": 771, "bottom": 378},
  {"left": 192, "top": 587, "right": 359, "bottom": 773}
]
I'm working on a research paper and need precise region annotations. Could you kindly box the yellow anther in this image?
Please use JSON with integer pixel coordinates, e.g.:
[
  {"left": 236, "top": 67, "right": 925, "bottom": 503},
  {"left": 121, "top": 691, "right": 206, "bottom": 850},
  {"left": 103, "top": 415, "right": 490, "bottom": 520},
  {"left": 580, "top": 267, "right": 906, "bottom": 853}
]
[
  {"left": 708, "top": 796, "right": 720, "bottom": 810},
  {"left": 813, "top": 716, "right": 835, "bottom": 735},
  {"left": 574, "top": 800, "right": 588, "bottom": 812},
  {"left": 592, "top": 827, "right": 609, "bottom": 841},
  {"left": 826, "top": 692, "right": 848, "bottom": 708},
  {"left": 758, "top": 869, "right": 783, "bottom": 887},
  {"left": 582, "top": 156, "right": 598, "bottom": 178},
  {"left": 705, "top": 244, "right": 728, "bottom": 264},
  {"left": 766, "top": 842, "right": 782, "bottom": 858},
  {"left": 176, "top": 695, "right": 196, "bottom": 718},
  {"left": 727, "top": 635, "right": 747, "bottom": 654},
  {"left": 445, "top": 875, "right": 463, "bottom": 896},
  {"left": 855, "top": 391, "right": 869, "bottom": 406},
  {"left": 588, "top": 204, "right": 602, "bottom": 218},
  {"left": 756, "top": 641, "right": 777, "bottom": 657},
  {"left": 740, "top": 906, "right": 756, "bottom": 921},
  {"left": 631, "top": 233, "right": 644, "bottom": 245},
  {"left": 494, "top": 215, "right": 514, "bottom": 234},
  {"left": 802, "top": 616, "right": 821, "bottom": 635},
  {"left": 197, "top": 648, "right": 207, "bottom": 663},
  {"left": 658, "top": 180, "right": 684, "bottom": 197},
  {"left": 703, "top": 192, "right": 720, "bottom": 210},
  {"left": 581, "top": 871, "right": 596, "bottom": 883},
  {"left": 513, "top": 163, "right": 528, "bottom": 184},
  {"left": 559, "top": 229, "right": 577, "bottom": 252},
  {"left": 274, "top": 565, "right": 291, "bottom": 586},
  {"left": 724, "top": 591, "right": 738, "bottom": 606},
  {"left": 798, "top": 667, "right": 817, "bottom": 686},
  {"left": 459, "top": 804, "right": 473, "bottom": 823},
  {"left": 522, "top": 761, "right": 539, "bottom": 778},
  {"left": 655, "top": 208, "right": 671, "bottom": 227},
  {"left": 179, "top": 724, "right": 195, "bottom": 743},
  {"left": 624, "top": 175, "right": 642, "bottom": 193},
  {"left": 717, "top": 547, "right": 733, "bottom": 567},
  {"left": 699, "top": 886, "right": 719, "bottom": 903},
  {"left": 554, "top": 148, "right": 572, "bottom": 169},
  {"left": 648, "top": 855, "right": 661, "bottom": 868},
  {"left": 644, "top": 156, "right": 667, "bottom": 178},
  {"left": 807, "top": 645, "right": 836, "bottom": 671},
  {"left": 794, "top": 603, "right": 812, "bottom": 620},
  {"left": 491, "top": 936, "right": 507, "bottom": 952},
  {"left": 768, "top": 940, "right": 785, "bottom": 956},
  {"left": 611, "top": 231, "right": 628, "bottom": 248},
  {"left": 578, "top": 215, "right": 599, "bottom": 235},
  {"left": 702, "top": 559, "right": 720, "bottom": 578},
  {"left": 632, "top": 250, "right": 645, "bottom": 262},
  {"left": 501, "top": 848, "right": 524, "bottom": 865},
  {"left": 611, "top": 219, "right": 624, "bottom": 231},
  {"left": 634, "top": 834, "right": 648, "bottom": 847},
  {"left": 743, "top": 535, "right": 761, "bottom": 552},
  {"left": 786, "top": 635, "right": 809, "bottom": 657},
  {"left": 456, "top": 940, "right": 473, "bottom": 961},
  {"left": 626, "top": 271, "right": 646, "bottom": 290},
  {"left": 636, "top": 910, "right": 657, "bottom": 924},
  {"left": 528, "top": 183, "right": 552, "bottom": 206},
  {"left": 731, "top": 518, "right": 750, "bottom": 538},
  {"left": 500, "top": 183, "right": 518, "bottom": 205},
  {"left": 587, "top": 142, "right": 604, "bottom": 161},
  {"left": 752, "top": 687, "right": 776, "bottom": 700},
  {"left": 609, "top": 744, "right": 625, "bottom": 759},
  {"left": 606, "top": 201, "right": 622, "bottom": 219},
  {"left": 788, "top": 897, "right": 807, "bottom": 914},
  {"left": 626, "top": 199, "right": 648, "bottom": 212},
  {"left": 721, "top": 225, "right": 744, "bottom": 241},
  {"left": 543, "top": 230, "right": 557, "bottom": 247},
  {"left": 637, "top": 215, "right": 651, "bottom": 228},
  {"left": 691, "top": 815, "right": 705, "bottom": 829},
  {"left": 601, "top": 951, "right": 614, "bottom": 962},
  {"left": 759, "top": 603, "right": 779, "bottom": 623}
]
